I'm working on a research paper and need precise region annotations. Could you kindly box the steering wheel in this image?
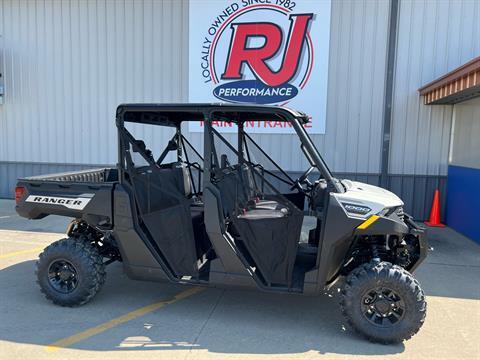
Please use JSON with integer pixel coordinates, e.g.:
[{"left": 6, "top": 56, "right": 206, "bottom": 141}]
[{"left": 291, "top": 166, "right": 315, "bottom": 191}]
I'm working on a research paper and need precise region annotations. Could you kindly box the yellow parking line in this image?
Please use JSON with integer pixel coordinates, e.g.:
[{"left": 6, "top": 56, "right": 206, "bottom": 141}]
[
  {"left": 0, "top": 229, "right": 63, "bottom": 236},
  {"left": 0, "top": 247, "right": 43, "bottom": 259},
  {"left": 45, "top": 286, "right": 205, "bottom": 352},
  {"left": 2, "top": 239, "right": 49, "bottom": 246}
]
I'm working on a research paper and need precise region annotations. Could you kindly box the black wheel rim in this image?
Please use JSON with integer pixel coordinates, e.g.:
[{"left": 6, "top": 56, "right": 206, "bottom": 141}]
[
  {"left": 361, "top": 287, "right": 405, "bottom": 327},
  {"left": 47, "top": 259, "right": 79, "bottom": 294}
]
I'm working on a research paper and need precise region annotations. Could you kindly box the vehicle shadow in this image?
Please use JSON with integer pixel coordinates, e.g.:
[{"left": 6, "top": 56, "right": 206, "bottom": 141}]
[
  {"left": 0, "top": 260, "right": 405, "bottom": 356},
  {"left": 0, "top": 213, "right": 72, "bottom": 234},
  {"left": 0, "top": 198, "right": 72, "bottom": 233}
]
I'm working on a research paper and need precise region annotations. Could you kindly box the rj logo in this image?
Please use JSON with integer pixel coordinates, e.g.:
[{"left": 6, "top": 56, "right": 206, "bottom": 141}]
[{"left": 221, "top": 14, "right": 313, "bottom": 87}]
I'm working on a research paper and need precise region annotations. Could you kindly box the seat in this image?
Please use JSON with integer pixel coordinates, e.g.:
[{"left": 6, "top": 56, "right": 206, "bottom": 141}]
[
  {"left": 215, "top": 159, "right": 289, "bottom": 218},
  {"left": 238, "top": 164, "right": 284, "bottom": 211},
  {"left": 237, "top": 208, "right": 288, "bottom": 220},
  {"left": 253, "top": 199, "right": 285, "bottom": 211}
]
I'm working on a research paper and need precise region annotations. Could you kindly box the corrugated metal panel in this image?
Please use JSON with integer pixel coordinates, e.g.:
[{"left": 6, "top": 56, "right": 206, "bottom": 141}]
[
  {"left": 0, "top": 162, "right": 104, "bottom": 198},
  {"left": 0, "top": 0, "right": 189, "bottom": 165},
  {"left": 224, "top": 0, "right": 389, "bottom": 173},
  {"left": 323, "top": 0, "right": 389, "bottom": 174},
  {"left": 390, "top": 0, "right": 480, "bottom": 176},
  {"left": 5, "top": 0, "right": 474, "bottom": 178},
  {"left": 0, "top": 0, "right": 389, "bottom": 175},
  {"left": 0, "top": 0, "right": 460, "bottom": 220},
  {"left": 389, "top": 174, "right": 447, "bottom": 222}
]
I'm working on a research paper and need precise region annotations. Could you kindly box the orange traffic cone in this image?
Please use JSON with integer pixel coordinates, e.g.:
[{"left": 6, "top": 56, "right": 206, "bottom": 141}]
[{"left": 425, "top": 189, "right": 445, "bottom": 227}]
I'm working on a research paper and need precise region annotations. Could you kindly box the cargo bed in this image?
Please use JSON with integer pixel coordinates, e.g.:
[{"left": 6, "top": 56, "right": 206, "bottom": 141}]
[
  {"left": 15, "top": 168, "right": 118, "bottom": 228},
  {"left": 23, "top": 168, "right": 118, "bottom": 183}
]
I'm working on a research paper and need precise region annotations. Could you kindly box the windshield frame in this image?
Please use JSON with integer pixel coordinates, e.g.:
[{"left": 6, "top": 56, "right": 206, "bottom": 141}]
[{"left": 289, "top": 116, "right": 343, "bottom": 193}]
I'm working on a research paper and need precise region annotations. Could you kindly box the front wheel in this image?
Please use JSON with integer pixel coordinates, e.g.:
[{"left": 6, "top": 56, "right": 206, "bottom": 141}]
[
  {"left": 36, "top": 238, "right": 106, "bottom": 307},
  {"left": 340, "top": 261, "right": 426, "bottom": 344}
]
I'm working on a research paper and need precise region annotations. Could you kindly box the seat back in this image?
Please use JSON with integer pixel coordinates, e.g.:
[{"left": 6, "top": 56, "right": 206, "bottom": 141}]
[
  {"left": 238, "top": 163, "right": 258, "bottom": 199},
  {"left": 173, "top": 162, "right": 192, "bottom": 197}
]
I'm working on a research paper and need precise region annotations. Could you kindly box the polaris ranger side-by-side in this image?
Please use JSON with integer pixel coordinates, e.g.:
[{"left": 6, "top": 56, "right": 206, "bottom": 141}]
[{"left": 15, "top": 104, "right": 427, "bottom": 343}]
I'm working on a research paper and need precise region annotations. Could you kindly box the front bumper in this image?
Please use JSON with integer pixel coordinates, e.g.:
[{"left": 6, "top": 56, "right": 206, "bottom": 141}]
[
  {"left": 404, "top": 214, "right": 428, "bottom": 272},
  {"left": 354, "top": 211, "right": 428, "bottom": 272}
]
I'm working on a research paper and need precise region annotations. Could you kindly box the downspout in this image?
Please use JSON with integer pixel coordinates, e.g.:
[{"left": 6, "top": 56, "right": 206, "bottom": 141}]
[{"left": 380, "top": 0, "right": 400, "bottom": 188}]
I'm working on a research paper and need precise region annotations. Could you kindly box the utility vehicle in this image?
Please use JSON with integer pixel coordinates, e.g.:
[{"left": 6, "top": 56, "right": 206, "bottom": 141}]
[{"left": 15, "top": 104, "right": 427, "bottom": 343}]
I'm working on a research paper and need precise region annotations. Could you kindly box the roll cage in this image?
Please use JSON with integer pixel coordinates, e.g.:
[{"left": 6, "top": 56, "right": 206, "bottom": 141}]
[
  {"left": 112, "top": 103, "right": 343, "bottom": 289},
  {"left": 115, "top": 103, "right": 342, "bottom": 194}
]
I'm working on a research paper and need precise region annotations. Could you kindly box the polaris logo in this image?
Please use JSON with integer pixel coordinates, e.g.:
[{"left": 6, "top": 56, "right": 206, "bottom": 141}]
[
  {"left": 26, "top": 195, "right": 93, "bottom": 210},
  {"left": 342, "top": 203, "right": 371, "bottom": 215}
]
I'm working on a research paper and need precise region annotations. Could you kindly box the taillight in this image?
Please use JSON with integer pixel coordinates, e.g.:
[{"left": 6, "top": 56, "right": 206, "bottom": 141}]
[{"left": 15, "top": 186, "right": 25, "bottom": 204}]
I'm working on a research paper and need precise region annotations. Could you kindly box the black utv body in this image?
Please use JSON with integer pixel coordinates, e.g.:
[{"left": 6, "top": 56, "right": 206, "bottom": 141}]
[{"left": 15, "top": 104, "right": 427, "bottom": 343}]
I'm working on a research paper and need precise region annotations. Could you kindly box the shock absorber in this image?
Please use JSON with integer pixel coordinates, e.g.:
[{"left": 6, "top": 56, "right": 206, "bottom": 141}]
[{"left": 371, "top": 243, "right": 381, "bottom": 263}]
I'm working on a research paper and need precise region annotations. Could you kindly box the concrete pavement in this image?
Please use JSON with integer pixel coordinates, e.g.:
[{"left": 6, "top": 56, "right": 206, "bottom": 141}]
[{"left": 0, "top": 199, "right": 479, "bottom": 359}]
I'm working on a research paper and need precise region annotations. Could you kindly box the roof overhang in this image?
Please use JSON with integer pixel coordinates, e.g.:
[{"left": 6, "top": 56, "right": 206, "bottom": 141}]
[{"left": 419, "top": 56, "right": 480, "bottom": 105}]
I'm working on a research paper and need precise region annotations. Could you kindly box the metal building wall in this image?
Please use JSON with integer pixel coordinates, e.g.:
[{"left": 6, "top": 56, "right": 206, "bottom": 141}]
[
  {"left": 0, "top": 0, "right": 189, "bottom": 167},
  {"left": 0, "top": 0, "right": 477, "bottom": 220},
  {"left": 391, "top": 0, "right": 480, "bottom": 175},
  {"left": 387, "top": 0, "right": 480, "bottom": 219},
  {"left": 0, "top": 0, "right": 390, "bottom": 195},
  {"left": 188, "top": 0, "right": 390, "bottom": 175}
]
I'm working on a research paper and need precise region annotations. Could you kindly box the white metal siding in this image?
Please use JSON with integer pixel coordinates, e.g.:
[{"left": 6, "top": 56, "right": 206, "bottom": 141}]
[
  {"left": 390, "top": 0, "right": 480, "bottom": 175},
  {"left": 2, "top": 0, "right": 477, "bottom": 178},
  {"left": 0, "top": 0, "right": 189, "bottom": 165},
  {"left": 0, "top": 0, "right": 389, "bottom": 174},
  {"left": 189, "top": 0, "right": 390, "bottom": 173},
  {"left": 320, "top": 0, "right": 389, "bottom": 174}
]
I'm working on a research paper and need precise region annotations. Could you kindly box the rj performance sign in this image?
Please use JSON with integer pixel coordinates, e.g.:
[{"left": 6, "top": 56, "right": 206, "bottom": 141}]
[{"left": 189, "top": 0, "right": 331, "bottom": 134}]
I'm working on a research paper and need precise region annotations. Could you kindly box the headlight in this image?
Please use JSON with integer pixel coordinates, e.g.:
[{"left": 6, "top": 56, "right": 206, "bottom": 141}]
[
  {"left": 377, "top": 206, "right": 403, "bottom": 217},
  {"left": 377, "top": 207, "right": 390, "bottom": 217}
]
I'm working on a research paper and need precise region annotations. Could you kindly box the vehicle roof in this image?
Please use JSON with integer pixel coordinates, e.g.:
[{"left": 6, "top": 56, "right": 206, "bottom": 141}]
[{"left": 116, "top": 103, "right": 309, "bottom": 126}]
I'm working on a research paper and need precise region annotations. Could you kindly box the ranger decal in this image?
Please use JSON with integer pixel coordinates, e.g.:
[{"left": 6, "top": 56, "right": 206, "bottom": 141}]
[{"left": 25, "top": 195, "right": 93, "bottom": 210}]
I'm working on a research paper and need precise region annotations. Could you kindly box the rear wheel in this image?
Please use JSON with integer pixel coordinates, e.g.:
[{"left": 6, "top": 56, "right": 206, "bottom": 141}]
[
  {"left": 36, "top": 238, "right": 106, "bottom": 307},
  {"left": 340, "top": 261, "right": 426, "bottom": 344}
]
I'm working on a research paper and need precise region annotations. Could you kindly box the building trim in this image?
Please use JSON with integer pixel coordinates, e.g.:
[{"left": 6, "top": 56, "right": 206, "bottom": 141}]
[{"left": 419, "top": 56, "right": 480, "bottom": 105}]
